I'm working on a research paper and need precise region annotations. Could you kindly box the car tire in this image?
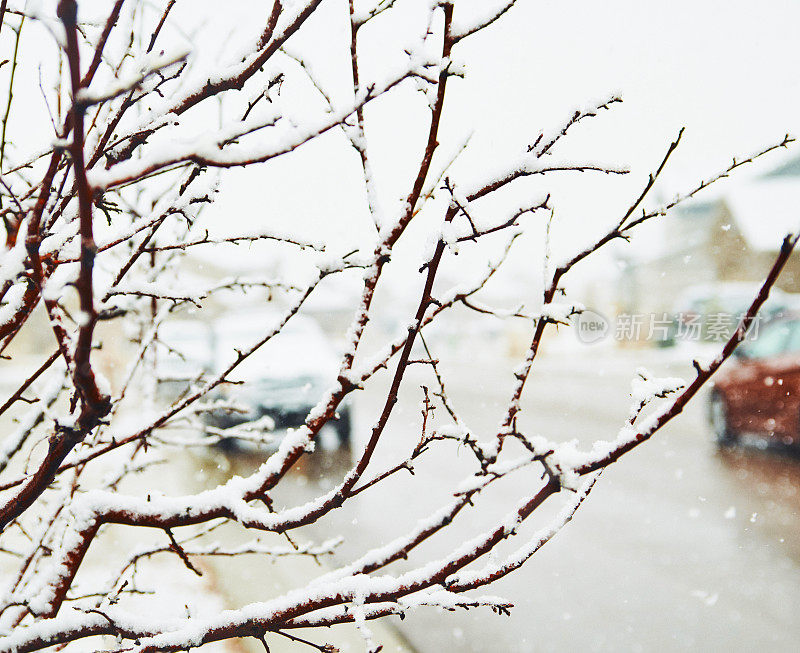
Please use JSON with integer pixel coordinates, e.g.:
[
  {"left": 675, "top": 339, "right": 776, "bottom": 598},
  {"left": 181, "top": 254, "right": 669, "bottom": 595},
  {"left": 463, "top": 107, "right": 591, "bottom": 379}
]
[{"left": 709, "top": 391, "right": 738, "bottom": 446}]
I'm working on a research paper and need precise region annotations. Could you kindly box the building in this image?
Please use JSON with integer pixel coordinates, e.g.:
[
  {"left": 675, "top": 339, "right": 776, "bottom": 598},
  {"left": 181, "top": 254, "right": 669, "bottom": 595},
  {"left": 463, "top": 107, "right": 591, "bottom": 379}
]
[{"left": 619, "top": 155, "right": 800, "bottom": 316}]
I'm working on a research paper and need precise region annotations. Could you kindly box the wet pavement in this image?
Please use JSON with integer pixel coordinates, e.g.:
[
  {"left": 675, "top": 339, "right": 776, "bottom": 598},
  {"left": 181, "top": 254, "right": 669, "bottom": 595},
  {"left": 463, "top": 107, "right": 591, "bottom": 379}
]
[{"left": 209, "top": 348, "right": 800, "bottom": 652}]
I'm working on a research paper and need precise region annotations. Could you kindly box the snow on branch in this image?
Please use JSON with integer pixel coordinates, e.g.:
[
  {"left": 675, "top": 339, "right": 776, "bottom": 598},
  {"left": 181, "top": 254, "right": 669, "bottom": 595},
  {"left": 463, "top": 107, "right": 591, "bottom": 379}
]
[
  {"left": 0, "top": 1, "right": 796, "bottom": 651},
  {"left": 74, "top": 51, "right": 189, "bottom": 109}
]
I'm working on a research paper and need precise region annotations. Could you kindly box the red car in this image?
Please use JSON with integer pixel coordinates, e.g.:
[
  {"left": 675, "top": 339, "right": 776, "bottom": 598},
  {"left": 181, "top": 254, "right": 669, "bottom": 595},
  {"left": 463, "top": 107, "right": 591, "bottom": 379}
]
[{"left": 709, "top": 315, "right": 800, "bottom": 448}]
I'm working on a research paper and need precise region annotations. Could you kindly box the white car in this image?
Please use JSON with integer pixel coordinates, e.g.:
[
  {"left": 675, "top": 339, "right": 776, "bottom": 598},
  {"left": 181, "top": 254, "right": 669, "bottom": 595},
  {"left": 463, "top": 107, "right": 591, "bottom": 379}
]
[
  {"left": 205, "top": 310, "right": 351, "bottom": 449},
  {"left": 155, "top": 319, "right": 215, "bottom": 401}
]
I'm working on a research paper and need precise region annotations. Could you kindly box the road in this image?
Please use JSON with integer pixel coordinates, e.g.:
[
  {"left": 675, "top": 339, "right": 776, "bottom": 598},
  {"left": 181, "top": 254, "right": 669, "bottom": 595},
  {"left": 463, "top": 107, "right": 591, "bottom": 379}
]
[{"left": 223, "top": 346, "right": 800, "bottom": 653}]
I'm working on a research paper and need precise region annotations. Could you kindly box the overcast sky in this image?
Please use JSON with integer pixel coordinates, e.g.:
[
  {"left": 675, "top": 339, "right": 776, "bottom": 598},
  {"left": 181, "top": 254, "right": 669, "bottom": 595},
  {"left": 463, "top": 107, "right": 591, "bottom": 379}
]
[
  {"left": 4, "top": 0, "right": 800, "bottom": 301},
  {"left": 196, "top": 0, "right": 800, "bottom": 279}
]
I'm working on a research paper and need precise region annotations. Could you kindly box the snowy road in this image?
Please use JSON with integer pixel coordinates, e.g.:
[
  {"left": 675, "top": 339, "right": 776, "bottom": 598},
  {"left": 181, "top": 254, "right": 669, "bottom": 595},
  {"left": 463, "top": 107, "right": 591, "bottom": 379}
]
[{"left": 224, "top": 347, "right": 800, "bottom": 653}]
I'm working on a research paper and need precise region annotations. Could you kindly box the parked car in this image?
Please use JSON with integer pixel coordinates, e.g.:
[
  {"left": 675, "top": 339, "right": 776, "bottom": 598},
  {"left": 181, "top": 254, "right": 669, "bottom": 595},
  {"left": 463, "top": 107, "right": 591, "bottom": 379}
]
[
  {"left": 155, "top": 320, "right": 215, "bottom": 402},
  {"left": 205, "top": 310, "right": 351, "bottom": 450},
  {"left": 670, "top": 283, "right": 794, "bottom": 346},
  {"left": 708, "top": 314, "right": 800, "bottom": 449}
]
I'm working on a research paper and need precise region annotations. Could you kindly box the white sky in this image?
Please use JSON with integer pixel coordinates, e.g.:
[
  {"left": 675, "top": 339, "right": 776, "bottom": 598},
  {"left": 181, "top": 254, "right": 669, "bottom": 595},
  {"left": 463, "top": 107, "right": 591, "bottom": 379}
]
[{"left": 4, "top": 0, "right": 800, "bottom": 300}]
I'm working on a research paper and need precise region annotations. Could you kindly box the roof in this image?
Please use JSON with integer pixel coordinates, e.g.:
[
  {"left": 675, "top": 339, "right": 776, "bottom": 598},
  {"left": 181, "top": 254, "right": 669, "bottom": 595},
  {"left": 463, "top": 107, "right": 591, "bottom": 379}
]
[
  {"left": 724, "top": 179, "right": 800, "bottom": 252},
  {"left": 672, "top": 199, "right": 718, "bottom": 220},
  {"left": 762, "top": 154, "right": 800, "bottom": 179}
]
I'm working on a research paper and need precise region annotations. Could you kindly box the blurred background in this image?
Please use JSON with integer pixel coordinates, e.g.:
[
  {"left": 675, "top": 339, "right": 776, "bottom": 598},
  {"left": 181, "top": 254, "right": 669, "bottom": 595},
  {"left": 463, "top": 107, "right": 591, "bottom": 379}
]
[{"left": 3, "top": 1, "right": 800, "bottom": 651}]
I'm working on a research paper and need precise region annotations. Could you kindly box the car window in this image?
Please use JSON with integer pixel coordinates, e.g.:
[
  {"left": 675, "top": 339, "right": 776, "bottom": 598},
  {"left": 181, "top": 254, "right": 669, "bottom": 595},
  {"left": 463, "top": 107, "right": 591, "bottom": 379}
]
[
  {"left": 783, "top": 320, "right": 800, "bottom": 353},
  {"left": 740, "top": 321, "right": 792, "bottom": 359}
]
